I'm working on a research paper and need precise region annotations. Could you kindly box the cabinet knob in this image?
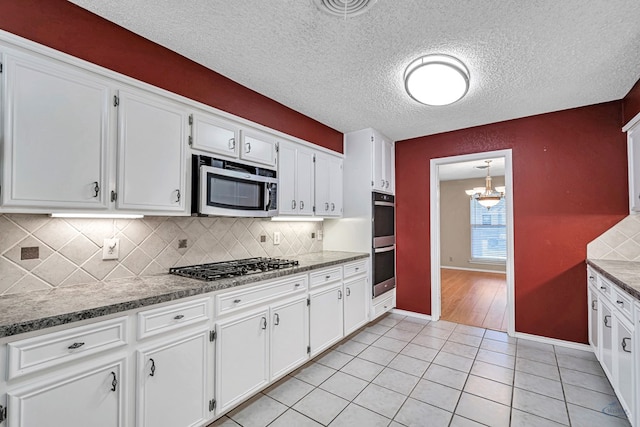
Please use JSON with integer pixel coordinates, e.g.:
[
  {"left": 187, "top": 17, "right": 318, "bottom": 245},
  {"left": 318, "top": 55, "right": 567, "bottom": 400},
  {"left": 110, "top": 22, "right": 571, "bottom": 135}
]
[
  {"left": 174, "top": 314, "right": 185, "bottom": 320},
  {"left": 338, "top": 290, "right": 343, "bottom": 300},
  {"left": 600, "top": 286, "right": 606, "bottom": 291},
  {"left": 381, "top": 179, "right": 385, "bottom": 187},
  {"left": 261, "top": 316, "right": 267, "bottom": 330},
  {"left": 175, "top": 189, "right": 181, "bottom": 203},
  {"left": 331, "top": 203, "right": 335, "bottom": 211},
  {"left": 246, "top": 142, "right": 252, "bottom": 153},
  {"left": 346, "top": 287, "right": 351, "bottom": 297},
  {"left": 325, "top": 202, "right": 329, "bottom": 211},
  {"left": 300, "top": 200, "right": 304, "bottom": 210},
  {"left": 233, "top": 299, "right": 241, "bottom": 304},
  {"left": 616, "top": 300, "right": 624, "bottom": 306},
  {"left": 274, "top": 313, "right": 280, "bottom": 326},
  {"left": 92, "top": 181, "right": 100, "bottom": 198},
  {"left": 292, "top": 200, "right": 296, "bottom": 209},
  {"left": 67, "top": 342, "right": 85, "bottom": 350}
]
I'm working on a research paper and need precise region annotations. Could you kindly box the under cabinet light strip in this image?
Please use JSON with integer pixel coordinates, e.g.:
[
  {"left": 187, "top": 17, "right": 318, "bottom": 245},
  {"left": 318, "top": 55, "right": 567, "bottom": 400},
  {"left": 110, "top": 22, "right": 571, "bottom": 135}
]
[
  {"left": 271, "top": 216, "right": 324, "bottom": 222},
  {"left": 50, "top": 213, "right": 144, "bottom": 219}
]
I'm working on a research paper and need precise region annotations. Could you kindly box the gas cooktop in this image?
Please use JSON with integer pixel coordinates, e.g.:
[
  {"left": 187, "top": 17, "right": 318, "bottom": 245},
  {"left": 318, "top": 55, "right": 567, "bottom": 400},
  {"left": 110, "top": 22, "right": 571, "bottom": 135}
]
[{"left": 169, "top": 257, "right": 299, "bottom": 281}]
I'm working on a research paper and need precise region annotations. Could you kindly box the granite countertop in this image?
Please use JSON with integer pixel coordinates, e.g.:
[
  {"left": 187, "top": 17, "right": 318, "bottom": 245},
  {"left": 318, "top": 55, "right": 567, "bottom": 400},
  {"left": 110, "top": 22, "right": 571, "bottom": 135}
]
[
  {"left": 0, "top": 251, "right": 368, "bottom": 339},
  {"left": 587, "top": 259, "right": 640, "bottom": 301}
]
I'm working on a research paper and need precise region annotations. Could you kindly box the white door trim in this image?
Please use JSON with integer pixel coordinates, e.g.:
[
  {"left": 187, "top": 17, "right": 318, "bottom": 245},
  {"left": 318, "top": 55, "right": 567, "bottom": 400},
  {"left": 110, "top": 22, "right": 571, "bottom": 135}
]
[{"left": 429, "top": 149, "right": 515, "bottom": 336}]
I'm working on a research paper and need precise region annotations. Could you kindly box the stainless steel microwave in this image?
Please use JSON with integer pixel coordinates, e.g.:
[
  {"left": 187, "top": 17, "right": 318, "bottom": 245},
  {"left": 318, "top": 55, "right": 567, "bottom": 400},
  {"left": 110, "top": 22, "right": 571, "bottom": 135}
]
[{"left": 192, "top": 155, "right": 278, "bottom": 217}]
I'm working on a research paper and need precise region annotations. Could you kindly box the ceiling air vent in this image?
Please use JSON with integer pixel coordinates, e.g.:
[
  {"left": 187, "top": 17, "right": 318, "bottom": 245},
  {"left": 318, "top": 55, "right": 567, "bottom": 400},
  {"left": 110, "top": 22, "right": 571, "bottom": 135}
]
[{"left": 313, "top": 0, "right": 377, "bottom": 17}]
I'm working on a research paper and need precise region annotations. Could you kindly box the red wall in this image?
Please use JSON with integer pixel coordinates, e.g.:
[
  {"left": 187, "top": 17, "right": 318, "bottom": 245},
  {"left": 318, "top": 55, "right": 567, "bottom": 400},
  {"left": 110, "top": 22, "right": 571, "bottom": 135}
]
[
  {"left": 396, "top": 102, "right": 628, "bottom": 343},
  {"left": 623, "top": 78, "right": 640, "bottom": 126},
  {"left": 0, "top": 0, "right": 343, "bottom": 153}
]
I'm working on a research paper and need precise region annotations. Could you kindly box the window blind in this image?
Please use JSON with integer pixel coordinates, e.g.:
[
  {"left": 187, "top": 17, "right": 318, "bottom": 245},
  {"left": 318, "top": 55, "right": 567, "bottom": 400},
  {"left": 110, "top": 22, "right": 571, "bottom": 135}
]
[{"left": 470, "top": 197, "right": 506, "bottom": 262}]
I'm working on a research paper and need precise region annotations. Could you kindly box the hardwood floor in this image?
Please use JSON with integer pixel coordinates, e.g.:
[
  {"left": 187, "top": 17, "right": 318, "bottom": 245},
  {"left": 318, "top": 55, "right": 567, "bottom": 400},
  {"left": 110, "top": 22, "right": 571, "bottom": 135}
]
[{"left": 440, "top": 268, "right": 507, "bottom": 332}]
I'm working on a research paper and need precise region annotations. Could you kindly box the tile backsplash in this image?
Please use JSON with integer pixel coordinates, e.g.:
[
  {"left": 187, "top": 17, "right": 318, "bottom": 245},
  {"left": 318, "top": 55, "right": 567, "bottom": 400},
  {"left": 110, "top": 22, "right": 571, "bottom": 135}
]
[
  {"left": 0, "top": 214, "right": 323, "bottom": 295},
  {"left": 587, "top": 214, "right": 640, "bottom": 260}
]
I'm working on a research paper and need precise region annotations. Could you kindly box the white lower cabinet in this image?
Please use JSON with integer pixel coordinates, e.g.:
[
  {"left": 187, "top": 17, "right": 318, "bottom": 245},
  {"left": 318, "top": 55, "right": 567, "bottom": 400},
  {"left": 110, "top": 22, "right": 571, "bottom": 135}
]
[
  {"left": 136, "top": 330, "right": 210, "bottom": 427},
  {"left": 588, "top": 282, "right": 599, "bottom": 348},
  {"left": 309, "top": 282, "right": 344, "bottom": 357},
  {"left": 600, "top": 298, "right": 614, "bottom": 379},
  {"left": 215, "top": 308, "right": 269, "bottom": 415},
  {"left": 615, "top": 315, "right": 634, "bottom": 419},
  {"left": 8, "top": 357, "right": 126, "bottom": 427},
  {"left": 270, "top": 296, "right": 309, "bottom": 380},
  {"left": 343, "top": 276, "right": 368, "bottom": 336}
]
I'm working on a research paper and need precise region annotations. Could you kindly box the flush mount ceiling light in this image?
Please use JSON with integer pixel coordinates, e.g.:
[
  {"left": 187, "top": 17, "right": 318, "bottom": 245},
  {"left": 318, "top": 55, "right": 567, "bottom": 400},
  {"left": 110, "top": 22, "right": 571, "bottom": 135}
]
[
  {"left": 464, "top": 160, "right": 505, "bottom": 209},
  {"left": 404, "top": 54, "right": 470, "bottom": 106},
  {"left": 312, "top": 0, "right": 377, "bottom": 17}
]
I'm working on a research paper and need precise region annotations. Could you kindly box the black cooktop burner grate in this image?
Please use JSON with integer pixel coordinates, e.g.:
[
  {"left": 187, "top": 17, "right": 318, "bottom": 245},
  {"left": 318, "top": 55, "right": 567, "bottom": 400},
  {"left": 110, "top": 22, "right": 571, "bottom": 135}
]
[{"left": 169, "top": 257, "right": 299, "bottom": 281}]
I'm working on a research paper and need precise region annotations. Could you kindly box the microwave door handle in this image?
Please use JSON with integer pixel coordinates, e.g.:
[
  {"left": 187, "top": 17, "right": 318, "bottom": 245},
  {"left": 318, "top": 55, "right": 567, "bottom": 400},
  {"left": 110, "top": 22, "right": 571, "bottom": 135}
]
[
  {"left": 374, "top": 245, "right": 395, "bottom": 253},
  {"left": 264, "top": 185, "right": 271, "bottom": 211}
]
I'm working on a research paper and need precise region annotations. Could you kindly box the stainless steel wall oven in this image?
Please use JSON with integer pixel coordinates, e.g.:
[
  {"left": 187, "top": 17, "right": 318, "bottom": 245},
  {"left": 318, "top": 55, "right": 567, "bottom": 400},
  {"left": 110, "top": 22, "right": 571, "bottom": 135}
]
[{"left": 372, "top": 192, "right": 395, "bottom": 297}]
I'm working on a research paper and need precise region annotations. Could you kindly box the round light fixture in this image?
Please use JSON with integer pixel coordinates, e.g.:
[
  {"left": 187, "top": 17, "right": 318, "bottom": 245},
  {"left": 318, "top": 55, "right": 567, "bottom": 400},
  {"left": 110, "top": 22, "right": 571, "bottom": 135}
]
[
  {"left": 313, "top": 0, "right": 377, "bottom": 17},
  {"left": 404, "top": 54, "right": 470, "bottom": 106}
]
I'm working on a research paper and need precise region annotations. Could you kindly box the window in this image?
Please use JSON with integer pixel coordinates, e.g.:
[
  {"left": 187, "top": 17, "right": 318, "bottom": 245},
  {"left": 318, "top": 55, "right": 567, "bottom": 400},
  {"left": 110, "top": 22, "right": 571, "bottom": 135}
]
[{"left": 470, "top": 197, "right": 506, "bottom": 262}]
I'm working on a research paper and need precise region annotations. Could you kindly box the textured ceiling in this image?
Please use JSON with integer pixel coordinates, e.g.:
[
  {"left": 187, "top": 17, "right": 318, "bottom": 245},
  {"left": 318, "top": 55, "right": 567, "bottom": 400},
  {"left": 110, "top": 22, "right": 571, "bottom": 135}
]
[{"left": 69, "top": 0, "right": 640, "bottom": 142}]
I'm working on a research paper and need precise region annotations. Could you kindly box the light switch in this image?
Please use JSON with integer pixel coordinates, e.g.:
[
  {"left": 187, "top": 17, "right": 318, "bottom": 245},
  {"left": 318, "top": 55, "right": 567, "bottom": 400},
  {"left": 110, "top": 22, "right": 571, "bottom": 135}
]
[{"left": 273, "top": 231, "right": 281, "bottom": 245}]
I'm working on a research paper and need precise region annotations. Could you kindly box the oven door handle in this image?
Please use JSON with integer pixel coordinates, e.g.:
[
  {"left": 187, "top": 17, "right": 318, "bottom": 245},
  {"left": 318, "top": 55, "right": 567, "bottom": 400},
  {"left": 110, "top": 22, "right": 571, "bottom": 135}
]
[
  {"left": 374, "top": 201, "right": 395, "bottom": 207},
  {"left": 374, "top": 245, "right": 395, "bottom": 253}
]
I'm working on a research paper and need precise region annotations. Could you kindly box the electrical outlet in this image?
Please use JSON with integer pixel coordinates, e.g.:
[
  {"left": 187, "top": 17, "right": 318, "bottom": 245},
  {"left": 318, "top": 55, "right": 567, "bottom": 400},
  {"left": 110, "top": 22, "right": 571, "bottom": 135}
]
[
  {"left": 273, "top": 231, "right": 281, "bottom": 245},
  {"left": 260, "top": 235, "right": 266, "bottom": 243},
  {"left": 178, "top": 239, "right": 188, "bottom": 249},
  {"left": 317, "top": 230, "right": 323, "bottom": 241},
  {"left": 102, "top": 238, "right": 120, "bottom": 260}
]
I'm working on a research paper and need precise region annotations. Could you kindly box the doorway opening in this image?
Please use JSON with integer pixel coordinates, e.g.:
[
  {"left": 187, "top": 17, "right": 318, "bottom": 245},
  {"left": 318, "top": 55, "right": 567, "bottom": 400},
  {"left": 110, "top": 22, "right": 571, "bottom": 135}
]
[{"left": 430, "top": 150, "right": 515, "bottom": 335}]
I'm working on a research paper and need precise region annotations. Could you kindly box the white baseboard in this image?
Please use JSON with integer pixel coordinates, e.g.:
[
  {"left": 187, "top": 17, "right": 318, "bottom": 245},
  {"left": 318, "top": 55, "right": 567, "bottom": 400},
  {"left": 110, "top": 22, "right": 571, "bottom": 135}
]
[
  {"left": 441, "top": 266, "right": 507, "bottom": 275},
  {"left": 390, "top": 308, "right": 432, "bottom": 321},
  {"left": 514, "top": 331, "right": 592, "bottom": 352}
]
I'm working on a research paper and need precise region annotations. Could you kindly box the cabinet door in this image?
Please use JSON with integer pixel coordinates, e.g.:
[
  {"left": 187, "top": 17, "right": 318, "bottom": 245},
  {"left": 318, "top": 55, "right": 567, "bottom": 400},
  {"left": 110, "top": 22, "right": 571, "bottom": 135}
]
[
  {"left": 615, "top": 316, "right": 634, "bottom": 418},
  {"left": 344, "top": 276, "right": 368, "bottom": 336},
  {"left": 2, "top": 54, "right": 110, "bottom": 209},
  {"left": 328, "top": 156, "right": 343, "bottom": 217},
  {"left": 216, "top": 308, "right": 269, "bottom": 414},
  {"left": 588, "top": 285, "right": 599, "bottom": 352},
  {"left": 191, "top": 112, "right": 240, "bottom": 158},
  {"left": 600, "top": 300, "right": 614, "bottom": 379},
  {"left": 296, "top": 148, "right": 315, "bottom": 215},
  {"left": 241, "top": 129, "right": 276, "bottom": 167},
  {"left": 277, "top": 142, "right": 297, "bottom": 215},
  {"left": 309, "top": 283, "right": 344, "bottom": 357},
  {"left": 383, "top": 138, "right": 395, "bottom": 193},
  {"left": 372, "top": 134, "right": 385, "bottom": 192},
  {"left": 8, "top": 359, "right": 125, "bottom": 427},
  {"left": 314, "top": 154, "right": 331, "bottom": 216},
  {"left": 117, "top": 89, "right": 187, "bottom": 212},
  {"left": 137, "top": 331, "right": 209, "bottom": 427},
  {"left": 270, "top": 296, "right": 309, "bottom": 380}
]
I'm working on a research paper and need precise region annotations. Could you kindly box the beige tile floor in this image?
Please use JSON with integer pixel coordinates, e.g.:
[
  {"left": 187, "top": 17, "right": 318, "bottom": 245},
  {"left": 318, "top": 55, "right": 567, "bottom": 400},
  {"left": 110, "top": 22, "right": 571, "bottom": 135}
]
[{"left": 208, "top": 313, "right": 630, "bottom": 427}]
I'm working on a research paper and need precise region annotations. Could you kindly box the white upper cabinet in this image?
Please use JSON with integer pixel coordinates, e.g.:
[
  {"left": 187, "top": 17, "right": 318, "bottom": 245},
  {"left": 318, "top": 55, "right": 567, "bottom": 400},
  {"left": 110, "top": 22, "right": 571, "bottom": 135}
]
[
  {"left": 627, "top": 122, "right": 640, "bottom": 213},
  {"left": 191, "top": 112, "right": 240, "bottom": 158},
  {"left": 277, "top": 140, "right": 314, "bottom": 216},
  {"left": 241, "top": 129, "right": 277, "bottom": 167},
  {"left": 116, "top": 89, "right": 187, "bottom": 212},
  {"left": 315, "top": 153, "right": 343, "bottom": 217},
  {"left": 373, "top": 132, "right": 394, "bottom": 194},
  {"left": 1, "top": 52, "right": 111, "bottom": 209}
]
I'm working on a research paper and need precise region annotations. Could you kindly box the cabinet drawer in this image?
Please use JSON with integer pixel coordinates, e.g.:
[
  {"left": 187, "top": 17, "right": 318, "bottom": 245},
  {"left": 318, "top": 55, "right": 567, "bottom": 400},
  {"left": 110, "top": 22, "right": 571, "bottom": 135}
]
[
  {"left": 310, "top": 267, "right": 342, "bottom": 288},
  {"left": 598, "top": 276, "right": 614, "bottom": 300},
  {"left": 216, "top": 275, "right": 308, "bottom": 316},
  {"left": 7, "top": 317, "right": 127, "bottom": 379},
  {"left": 138, "top": 297, "right": 211, "bottom": 339},
  {"left": 371, "top": 293, "right": 394, "bottom": 321},
  {"left": 612, "top": 287, "right": 633, "bottom": 321},
  {"left": 343, "top": 260, "right": 367, "bottom": 279}
]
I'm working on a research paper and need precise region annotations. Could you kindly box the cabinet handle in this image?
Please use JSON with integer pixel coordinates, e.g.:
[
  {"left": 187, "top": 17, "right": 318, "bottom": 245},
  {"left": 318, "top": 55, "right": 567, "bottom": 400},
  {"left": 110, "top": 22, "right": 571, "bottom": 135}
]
[
  {"left": 294, "top": 283, "right": 301, "bottom": 288},
  {"left": 325, "top": 202, "right": 329, "bottom": 211},
  {"left": 381, "top": 179, "right": 385, "bottom": 187},
  {"left": 175, "top": 189, "right": 181, "bottom": 203},
  {"left": 591, "top": 300, "right": 597, "bottom": 311},
  {"left": 111, "top": 190, "right": 117, "bottom": 202},
  {"left": 589, "top": 276, "right": 594, "bottom": 280},
  {"left": 338, "top": 290, "right": 343, "bottom": 300},
  {"left": 110, "top": 371, "right": 118, "bottom": 392},
  {"left": 233, "top": 299, "right": 241, "bottom": 304},
  {"left": 325, "top": 275, "right": 331, "bottom": 280},
  {"left": 68, "top": 342, "right": 85, "bottom": 350},
  {"left": 331, "top": 203, "right": 335, "bottom": 211},
  {"left": 274, "top": 313, "right": 280, "bottom": 326},
  {"left": 246, "top": 142, "right": 251, "bottom": 153},
  {"left": 92, "top": 181, "right": 100, "bottom": 197},
  {"left": 229, "top": 138, "right": 235, "bottom": 150},
  {"left": 346, "top": 287, "right": 351, "bottom": 297},
  {"left": 604, "top": 315, "right": 611, "bottom": 328},
  {"left": 292, "top": 200, "right": 296, "bottom": 209},
  {"left": 616, "top": 300, "right": 624, "bottom": 307},
  {"left": 600, "top": 286, "right": 607, "bottom": 291},
  {"left": 622, "top": 337, "right": 632, "bottom": 353},
  {"left": 261, "top": 316, "right": 267, "bottom": 329},
  {"left": 300, "top": 200, "right": 304, "bottom": 210},
  {"left": 149, "top": 358, "right": 156, "bottom": 376},
  {"left": 173, "top": 314, "right": 184, "bottom": 320},
  {"left": 385, "top": 180, "right": 389, "bottom": 188}
]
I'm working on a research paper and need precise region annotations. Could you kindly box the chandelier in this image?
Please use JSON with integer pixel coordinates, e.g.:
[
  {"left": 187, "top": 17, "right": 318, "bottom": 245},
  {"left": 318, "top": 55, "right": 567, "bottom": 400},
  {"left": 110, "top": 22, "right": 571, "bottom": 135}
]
[{"left": 465, "top": 160, "right": 505, "bottom": 209}]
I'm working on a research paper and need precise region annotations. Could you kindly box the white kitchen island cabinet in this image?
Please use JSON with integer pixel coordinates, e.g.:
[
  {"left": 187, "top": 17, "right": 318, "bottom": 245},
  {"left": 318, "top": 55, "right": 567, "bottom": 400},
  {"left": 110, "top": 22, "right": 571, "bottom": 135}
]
[
  {"left": 136, "top": 331, "right": 210, "bottom": 427},
  {"left": 116, "top": 89, "right": 188, "bottom": 213},
  {"left": 7, "top": 358, "right": 126, "bottom": 427},
  {"left": 1, "top": 52, "right": 112, "bottom": 210},
  {"left": 277, "top": 139, "right": 315, "bottom": 216}
]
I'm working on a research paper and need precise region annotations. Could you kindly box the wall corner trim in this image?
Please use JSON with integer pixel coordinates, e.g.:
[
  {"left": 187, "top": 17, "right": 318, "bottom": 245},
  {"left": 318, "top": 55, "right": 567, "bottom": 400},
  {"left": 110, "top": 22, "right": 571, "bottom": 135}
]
[
  {"left": 514, "top": 331, "right": 591, "bottom": 352},
  {"left": 390, "top": 309, "right": 432, "bottom": 322}
]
